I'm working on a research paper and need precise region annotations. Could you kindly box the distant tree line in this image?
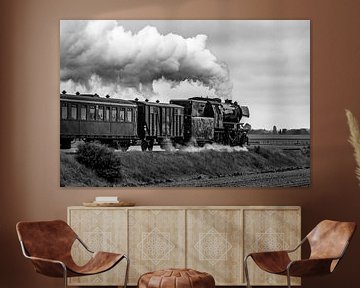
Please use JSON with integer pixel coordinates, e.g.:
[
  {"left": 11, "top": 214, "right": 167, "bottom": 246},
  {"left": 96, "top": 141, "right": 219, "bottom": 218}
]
[{"left": 249, "top": 126, "right": 310, "bottom": 135}]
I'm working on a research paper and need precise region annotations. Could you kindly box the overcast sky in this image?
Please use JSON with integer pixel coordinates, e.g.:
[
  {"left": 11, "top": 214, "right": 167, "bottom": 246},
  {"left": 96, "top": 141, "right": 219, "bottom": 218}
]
[{"left": 61, "top": 20, "right": 310, "bottom": 129}]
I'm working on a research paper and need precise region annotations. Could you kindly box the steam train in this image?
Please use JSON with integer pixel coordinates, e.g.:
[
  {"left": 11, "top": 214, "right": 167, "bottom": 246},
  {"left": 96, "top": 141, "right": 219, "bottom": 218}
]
[{"left": 60, "top": 92, "right": 251, "bottom": 151}]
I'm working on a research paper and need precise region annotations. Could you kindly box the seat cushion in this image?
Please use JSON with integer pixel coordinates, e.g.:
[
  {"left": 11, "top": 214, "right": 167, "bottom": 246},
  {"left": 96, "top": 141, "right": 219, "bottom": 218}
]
[
  {"left": 138, "top": 268, "right": 215, "bottom": 288},
  {"left": 67, "top": 251, "right": 124, "bottom": 276},
  {"left": 250, "top": 251, "right": 291, "bottom": 274}
]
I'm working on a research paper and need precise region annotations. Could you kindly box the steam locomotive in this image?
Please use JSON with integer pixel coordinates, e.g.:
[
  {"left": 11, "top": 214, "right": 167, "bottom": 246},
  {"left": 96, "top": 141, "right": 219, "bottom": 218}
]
[{"left": 60, "top": 92, "right": 250, "bottom": 151}]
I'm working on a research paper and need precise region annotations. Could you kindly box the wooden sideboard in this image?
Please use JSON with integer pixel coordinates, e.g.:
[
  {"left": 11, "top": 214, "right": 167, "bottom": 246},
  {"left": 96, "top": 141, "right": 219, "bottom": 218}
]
[{"left": 67, "top": 206, "right": 301, "bottom": 286}]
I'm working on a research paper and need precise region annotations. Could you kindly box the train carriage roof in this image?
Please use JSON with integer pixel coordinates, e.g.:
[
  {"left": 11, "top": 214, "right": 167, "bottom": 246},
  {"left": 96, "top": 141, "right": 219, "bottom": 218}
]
[
  {"left": 60, "top": 93, "right": 137, "bottom": 107},
  {"left": 171, "top": 97, "right": 223, "bottom": 106},
  {"left": 188, "top": 96, "right": 222, "bottom": 103},
  {"left": 131, "top": 99, "right": 184, "bottom": 109}
]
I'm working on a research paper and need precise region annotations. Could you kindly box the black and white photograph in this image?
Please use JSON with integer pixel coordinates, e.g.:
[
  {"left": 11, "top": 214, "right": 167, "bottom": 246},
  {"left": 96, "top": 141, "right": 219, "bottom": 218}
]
[{"left": 60, "top": 20, "right": 310, "bottom": 187}]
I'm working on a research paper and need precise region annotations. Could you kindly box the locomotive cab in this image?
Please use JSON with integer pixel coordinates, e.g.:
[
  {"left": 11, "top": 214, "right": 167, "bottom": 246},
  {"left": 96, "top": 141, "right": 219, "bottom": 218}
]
[{"left": 171, "top": 97, "right": 250, "bottom": 147}]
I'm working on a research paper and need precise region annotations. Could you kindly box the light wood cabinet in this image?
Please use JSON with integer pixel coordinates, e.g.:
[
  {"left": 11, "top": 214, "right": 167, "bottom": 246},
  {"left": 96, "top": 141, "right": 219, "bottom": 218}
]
[{"left": 68, "top": 206, "right": 300, "bottom": 286}]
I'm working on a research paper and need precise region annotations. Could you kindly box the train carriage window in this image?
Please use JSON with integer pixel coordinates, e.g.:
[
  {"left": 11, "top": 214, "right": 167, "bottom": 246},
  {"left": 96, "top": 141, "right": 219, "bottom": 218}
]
[
  {"left": 174, "top": 108, "right": 179, "bottom": 136},
  {"left": 89, "top": 106, "right": 95, "bottom": 120},
  {"left": 161, "top": 108, "right": 166, "bottom": 136},
  {"left": 127, "top": 109, "right": 133, "bottom": 122},
  {"left": 149, "top": 106, "right": 154, "bottom": 135},
  {"left": 97, "top": 106, "right": 104, "bottom": 121},
  {"left": 80, "top": 105, "right": 87, "bottom": 120},
  {"left": 71, "top": 104, "right": 77, "bottom": 120},
  {"left": 61, "top": 103, "right": 68, "bottom": 120},
  {"left": 111, "top": 107, "right": 117, "bottom": 122},
  {"left": 166, "top": 107, "right": 170, "bottom": 135},
  {"left": 119, "top": 108, "right": 125, "bottom": 122},
  {"left": 170, "top": 108, "right": 174, "bottom": 135},
  {"left": 105, "top": 107, "right": 110, "bottom": 121}
]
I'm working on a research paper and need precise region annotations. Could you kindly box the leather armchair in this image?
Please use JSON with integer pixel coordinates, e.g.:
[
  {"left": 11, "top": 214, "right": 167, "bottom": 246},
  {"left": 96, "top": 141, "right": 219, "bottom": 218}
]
[
  {"left": 16, "top": 220, "right": 129, "bottom": 288},
  {"left": 244, "top": 220, "right": 356, "bottom": 288}
]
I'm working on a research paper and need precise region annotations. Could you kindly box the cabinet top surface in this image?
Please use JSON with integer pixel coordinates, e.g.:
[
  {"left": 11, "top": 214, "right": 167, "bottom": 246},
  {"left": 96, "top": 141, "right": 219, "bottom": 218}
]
[{"left": 68, "top": 205, "right": 301, "bottom": 210}]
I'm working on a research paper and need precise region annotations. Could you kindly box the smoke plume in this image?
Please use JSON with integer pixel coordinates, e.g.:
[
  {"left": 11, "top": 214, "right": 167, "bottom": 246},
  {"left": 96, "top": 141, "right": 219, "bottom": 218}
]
[{"left": 60, "top": 20, "right": 232, "bottom": 99}]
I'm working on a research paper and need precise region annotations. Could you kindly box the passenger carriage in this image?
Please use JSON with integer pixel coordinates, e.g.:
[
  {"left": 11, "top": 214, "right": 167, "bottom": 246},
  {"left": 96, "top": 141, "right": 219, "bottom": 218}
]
[{"left": 60, "top": 92, "right": 137, "bottom": 150}]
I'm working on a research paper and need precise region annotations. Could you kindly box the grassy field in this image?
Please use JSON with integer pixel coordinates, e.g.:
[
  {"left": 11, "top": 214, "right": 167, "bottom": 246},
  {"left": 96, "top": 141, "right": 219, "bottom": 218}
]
[{"left": 60, "top": 144, "right": 310, "bottom": 187}]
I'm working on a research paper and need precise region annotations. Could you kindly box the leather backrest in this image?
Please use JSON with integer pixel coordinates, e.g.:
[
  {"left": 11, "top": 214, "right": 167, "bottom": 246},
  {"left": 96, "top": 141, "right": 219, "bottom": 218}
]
[
  {"left": 307, "top": 220, "right": 356, "bottom": 260},
  {"left": 16, "top": 220, "right": 77, "bottom": 261}
]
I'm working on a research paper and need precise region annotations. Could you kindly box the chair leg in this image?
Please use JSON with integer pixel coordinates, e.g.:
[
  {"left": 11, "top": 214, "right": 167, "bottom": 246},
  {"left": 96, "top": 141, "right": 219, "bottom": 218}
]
[
  {"left": 244, "top": 255, "right": 252, "bottom": 288},
  {"left": 286, "top": 269, "right": 291, "bottom": 288},
  {"left": 62, "top": 264, "right": 68, "bottom": 288},
  {"left": 123, "top": 255, "right": 130, "bottom": 288}
]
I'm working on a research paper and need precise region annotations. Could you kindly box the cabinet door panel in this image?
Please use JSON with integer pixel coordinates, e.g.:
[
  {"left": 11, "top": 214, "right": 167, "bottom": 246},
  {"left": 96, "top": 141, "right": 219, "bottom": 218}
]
[
  {"left": 244, "top": 209, "right": 301, "bottom": 286},
  {"left": 67, "top": 206, "right": 300, "bottom": 286},
  {"left": 68, "top": 208, "right": 127, "bottom": 286},
  {"left": 187, "top": 209, "right": 243, "bottom": 285},
  {"left": 128, "top": 209, "right": 186, "bottom": 284}
]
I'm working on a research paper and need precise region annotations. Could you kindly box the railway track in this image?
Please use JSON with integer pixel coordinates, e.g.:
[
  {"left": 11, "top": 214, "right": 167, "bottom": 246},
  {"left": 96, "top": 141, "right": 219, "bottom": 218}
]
[
  {"left": 248, "top": 134, "right": 310, "bottom": 149},
  {"left": 149, "top": 168, "right": 310, "bottom": 187}
]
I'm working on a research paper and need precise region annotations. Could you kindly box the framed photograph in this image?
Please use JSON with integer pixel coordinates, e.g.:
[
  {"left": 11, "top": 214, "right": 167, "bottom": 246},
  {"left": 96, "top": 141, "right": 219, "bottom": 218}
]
[{"left": 60, "top": 20, "right": 310, "bottom": 187}]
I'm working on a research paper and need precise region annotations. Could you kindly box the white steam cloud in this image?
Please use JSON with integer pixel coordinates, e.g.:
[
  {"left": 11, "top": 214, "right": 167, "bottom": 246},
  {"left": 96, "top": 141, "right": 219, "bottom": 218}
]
[{"left": 60, "top": 20, "right": 232, "bottom": 99}]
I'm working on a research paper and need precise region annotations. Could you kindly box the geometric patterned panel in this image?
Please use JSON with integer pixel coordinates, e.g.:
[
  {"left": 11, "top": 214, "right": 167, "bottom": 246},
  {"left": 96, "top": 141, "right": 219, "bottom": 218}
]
[
  {"left": 67, "top": 208, "right": 127, "bottom": 286},
  {"left": 128, "top": 209, "right": 186, "bottom": 284},
  {"left": 243, "top": 209, "right": 301, "bottom": 286},
  {"left": 187, "top": 209, "right": 243, "bottom": 285}
]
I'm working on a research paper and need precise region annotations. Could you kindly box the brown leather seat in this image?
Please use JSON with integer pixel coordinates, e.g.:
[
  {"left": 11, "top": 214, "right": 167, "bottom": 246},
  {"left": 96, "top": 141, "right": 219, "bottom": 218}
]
[
  {"left": 16, "top": 220, "right": 129, "bottom": 288},
  {"left": 138, "top": 268, "right": 215, "bottom": 288},
  {"left": 244, "top": 220, "right": 356, "bottom": 288}
]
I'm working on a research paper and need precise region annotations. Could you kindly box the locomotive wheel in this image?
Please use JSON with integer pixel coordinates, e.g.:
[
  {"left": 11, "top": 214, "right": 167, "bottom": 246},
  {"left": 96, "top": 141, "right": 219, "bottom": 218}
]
[
  {"left": 160, "top": 138, "right": 173, "bottom": 151},
  {"left": 109, "top": 140, "right": 120, "bottom": 149},
  {"left": 60, "top": 138, "right": 72, "bottom": 149},
  {"left": 141, "top": 140, "right": 148, "bottom": 151},
  {"left": 120, "top": 142, "right": 130, "bottom": 152},
  {"left": 147, "top": 139, "right": 154, "bottom": 151}
]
